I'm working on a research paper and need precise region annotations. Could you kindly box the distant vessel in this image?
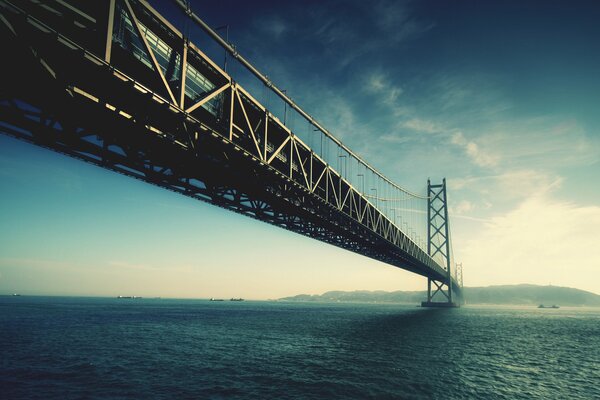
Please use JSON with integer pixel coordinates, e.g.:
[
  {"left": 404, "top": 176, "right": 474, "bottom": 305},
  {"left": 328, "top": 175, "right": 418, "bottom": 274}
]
[
  {"left": 117, "top": 296, "right": 142, "bottom": 299},
  {"left": 12, "top": 293, "right": 21, "bottom": 296},
  {"left": 210, "top": 298, "right": 225, "bottom": 301},
  {"left": 538, "top": 304, "right": 559, "bottom": 309},
  {"left": 230, "top": 298, "right": 244, "bottom": 302}
]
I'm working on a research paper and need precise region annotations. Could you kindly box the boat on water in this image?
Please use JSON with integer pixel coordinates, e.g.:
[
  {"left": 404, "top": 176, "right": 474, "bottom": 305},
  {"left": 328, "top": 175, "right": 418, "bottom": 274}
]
[
  {"left": 210, "top": 298, "right": 225, "bottom": 301},
  {"left": 538, "top": 304, "right": 559, "bottom": 309},
  {"left": 230, "top": 298, "right": 244, "bottom": 302}
]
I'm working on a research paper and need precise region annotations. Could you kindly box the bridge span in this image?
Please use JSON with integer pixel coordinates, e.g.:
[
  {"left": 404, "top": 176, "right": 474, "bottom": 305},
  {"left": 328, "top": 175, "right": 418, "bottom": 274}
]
[{"left": 0, "top": 0, "right": 462, "bottom": 305}]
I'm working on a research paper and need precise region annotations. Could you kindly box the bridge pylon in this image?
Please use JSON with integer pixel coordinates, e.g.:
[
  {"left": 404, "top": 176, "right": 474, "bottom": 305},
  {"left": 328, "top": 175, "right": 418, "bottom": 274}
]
[{"left": 422, "top": 178, "right": 460, "bottom": 308}]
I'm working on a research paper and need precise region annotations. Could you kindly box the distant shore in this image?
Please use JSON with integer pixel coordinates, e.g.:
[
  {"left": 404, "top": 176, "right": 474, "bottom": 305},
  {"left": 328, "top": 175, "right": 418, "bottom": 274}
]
[
  {"left": 3, "top": 284, "right": 599, "bottom": 307},
  {"left": 279, "top": 284, "right": 600, "bottom": 307}
]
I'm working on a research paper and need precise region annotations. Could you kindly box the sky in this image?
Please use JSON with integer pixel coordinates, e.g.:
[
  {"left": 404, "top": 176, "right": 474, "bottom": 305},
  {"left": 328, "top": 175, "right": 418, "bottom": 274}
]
[{"left": 1, "top": 0, "right": 600, "bottom": 298}]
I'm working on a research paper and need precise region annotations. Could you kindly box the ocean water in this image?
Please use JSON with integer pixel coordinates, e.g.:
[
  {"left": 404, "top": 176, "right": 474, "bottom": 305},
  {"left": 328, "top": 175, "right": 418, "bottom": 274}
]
[{"left": 1, "top": 297, "right": 599, "bottom": 399}]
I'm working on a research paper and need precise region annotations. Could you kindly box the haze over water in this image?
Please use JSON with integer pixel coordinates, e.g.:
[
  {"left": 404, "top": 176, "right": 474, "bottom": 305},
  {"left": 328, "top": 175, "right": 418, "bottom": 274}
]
[{"left": 2, "top": 296, "right": 598, "bottom": 399}]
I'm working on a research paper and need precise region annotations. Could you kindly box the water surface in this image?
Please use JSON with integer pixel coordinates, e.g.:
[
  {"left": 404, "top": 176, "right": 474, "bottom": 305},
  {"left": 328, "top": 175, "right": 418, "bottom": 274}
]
[{"left": 1, "top": 297, "right": 598, "bottom": 399}]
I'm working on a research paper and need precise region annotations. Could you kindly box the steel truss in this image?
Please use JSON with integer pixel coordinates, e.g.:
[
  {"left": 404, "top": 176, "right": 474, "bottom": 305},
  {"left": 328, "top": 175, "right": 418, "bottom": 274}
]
[{"left": 0, "top": 0, "right": 462, "bottom": 292}]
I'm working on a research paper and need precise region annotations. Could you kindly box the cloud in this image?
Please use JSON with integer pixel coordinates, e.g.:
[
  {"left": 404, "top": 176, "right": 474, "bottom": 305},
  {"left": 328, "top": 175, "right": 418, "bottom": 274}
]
[
  {"left": 367, "top": 72, "right": 386, "bottom": 92},
  {"left": 451, "top": 132, "right": 499, "bottom": 167},
  {"left": 401, "top": 118, "right": 440, "bottom": 134},
  {"left": 397, "top": 73, "right": 599, "bottom": 172},
  {"left": 479, "top": 117, "right": 600, "bottom": 170},
  {"left": 379, "top": 134, "right": 413, "bottom": 144},
  {"left": 422, "top": 72, "right": 510, "bottom": 121},
  {"left": 371, "top": 0, "right": 435, "bottom": 42},
  {"left": 459, "top": 196, "right": 600, "bottom": 293},
  {"left": 316, "top": 93, "right": 358, "bottom": 141},
  {"left": 314, "top": 17, "right": 354, "bottom": 46},
  {"left": 254, "top": 15, "right": 290, "bottom": 41},
  {"left": 494, "top": 170, "right": 563, "bottom": 198},
  {"left": 450, "top": 169, "right": 563, "bottom": 209},
  {"left": 452, "top": 200, "right": 473, "bottom": 214},
  {"left": 364, "top": 71, "right": 403, "bottom": 106},
  {"left": 245, "top": 0, "right": 434, "bottom": 71}
]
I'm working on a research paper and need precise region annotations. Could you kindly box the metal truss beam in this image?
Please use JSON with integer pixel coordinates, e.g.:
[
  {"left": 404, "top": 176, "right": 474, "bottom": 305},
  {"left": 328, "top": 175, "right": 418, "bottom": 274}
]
[{"left": 0, "top": 0, "right": 461, "bottom": 292}]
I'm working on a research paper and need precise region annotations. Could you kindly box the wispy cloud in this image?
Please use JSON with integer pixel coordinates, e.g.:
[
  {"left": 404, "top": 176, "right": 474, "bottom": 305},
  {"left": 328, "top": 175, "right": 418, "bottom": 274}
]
[
  {"left": 379, "top": 134, "right": 413, "bottom": 144},
  {"left": 401, "top": 118, "right": 440, "bottom": 134},
  {"left": 493, "top": 170, "right": 563, "bottom": 198},
  {"left": 364, "top": 71, "right": 403, "bottom": 106},
  {"left": 451, "top": 131, "right": 500, "bottom": 168},
  {"left": 479, "top": 117, "right": 600, "bottom": 170},
  {"left": 371, "top": 0, "right": 435, "bottom": 42},
  {"left": 315, "top": 92, "right": 359, "bottom": 142},
  {"left": 450, "top": 169, "right": 564, "bottom": 208},
  {"left": 244, "top": 0, "right": 434, "bottom": 71},
  {"left": 254, "top": 15, "right": 289, "bottom": 41},
  {"left": 382, "top": 70, "right": 599, "bottom": 178},
  {"left": 452, "top": 200, "right": 473, "bottom": 214}
]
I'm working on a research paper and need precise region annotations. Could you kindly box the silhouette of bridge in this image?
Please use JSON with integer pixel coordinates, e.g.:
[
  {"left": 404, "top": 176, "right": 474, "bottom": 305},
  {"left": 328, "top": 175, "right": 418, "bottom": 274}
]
[{"left": 0, "top": 0, "right": 462, "bottom": 305}]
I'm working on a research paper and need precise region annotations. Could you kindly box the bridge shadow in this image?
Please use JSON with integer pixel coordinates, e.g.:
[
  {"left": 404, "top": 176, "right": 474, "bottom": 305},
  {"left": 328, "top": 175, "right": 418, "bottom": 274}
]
[
  {"left": 344, "top": 306, "right": 460, "bottom": 346},
  {"left": 323, "top": 306, "right": 466, "bottom": 397}
]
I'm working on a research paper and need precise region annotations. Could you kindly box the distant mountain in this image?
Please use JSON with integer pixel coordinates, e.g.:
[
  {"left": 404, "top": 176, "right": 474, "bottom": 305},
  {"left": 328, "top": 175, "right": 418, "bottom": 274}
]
[
  {"left": 279, "top": 285, "right": 600, "bottom": 306},
  {"left": 462, "top": 284, "right": 600, "bottom": 306}
]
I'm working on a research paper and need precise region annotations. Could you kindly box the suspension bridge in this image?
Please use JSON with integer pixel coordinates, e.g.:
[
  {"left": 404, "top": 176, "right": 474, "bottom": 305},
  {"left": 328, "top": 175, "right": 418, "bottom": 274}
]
[{"left": 0, "top": 0, "right": 463, "bottom": 306}]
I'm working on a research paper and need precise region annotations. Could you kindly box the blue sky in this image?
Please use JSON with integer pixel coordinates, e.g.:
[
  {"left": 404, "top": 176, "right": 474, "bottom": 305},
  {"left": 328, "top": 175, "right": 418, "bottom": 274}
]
[{"left": 1, "top": 0, "right": 599, "bottom": 297}]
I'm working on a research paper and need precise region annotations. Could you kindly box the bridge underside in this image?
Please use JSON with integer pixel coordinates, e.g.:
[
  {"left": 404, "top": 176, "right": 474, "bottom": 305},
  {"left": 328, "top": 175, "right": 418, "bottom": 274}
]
[{"left": 0, "top": 0, "right": 461, "bottom": 296}]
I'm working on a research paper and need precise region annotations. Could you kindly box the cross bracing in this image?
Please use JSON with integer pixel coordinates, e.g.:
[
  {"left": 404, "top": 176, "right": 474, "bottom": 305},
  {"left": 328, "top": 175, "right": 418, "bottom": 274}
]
[{"left": 0, "top": 0, "right": 462, "bottom": 298}]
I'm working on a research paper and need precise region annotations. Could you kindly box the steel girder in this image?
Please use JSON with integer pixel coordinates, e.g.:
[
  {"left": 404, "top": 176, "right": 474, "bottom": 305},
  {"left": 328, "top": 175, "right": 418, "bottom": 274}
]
[{"left": 0, "top": 0, "right": 457, "bottom": 286}]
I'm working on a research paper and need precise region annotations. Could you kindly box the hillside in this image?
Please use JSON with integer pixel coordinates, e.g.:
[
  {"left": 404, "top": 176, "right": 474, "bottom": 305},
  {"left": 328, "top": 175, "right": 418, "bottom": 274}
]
[{"left": 279, "top": 284, "right": 600, "bottom": 306}]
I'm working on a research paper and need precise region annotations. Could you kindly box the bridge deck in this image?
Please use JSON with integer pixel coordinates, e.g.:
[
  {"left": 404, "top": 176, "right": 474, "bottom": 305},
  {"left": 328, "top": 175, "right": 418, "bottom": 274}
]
[{"left": 0, "top": 0, "right": 461, "bottom": 296}]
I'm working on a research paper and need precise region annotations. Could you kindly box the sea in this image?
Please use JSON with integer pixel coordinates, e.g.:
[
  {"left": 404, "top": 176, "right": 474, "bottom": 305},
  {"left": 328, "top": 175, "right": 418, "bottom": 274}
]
[{"left": 1, "top": 296, "right": 598, "bottom": 399}]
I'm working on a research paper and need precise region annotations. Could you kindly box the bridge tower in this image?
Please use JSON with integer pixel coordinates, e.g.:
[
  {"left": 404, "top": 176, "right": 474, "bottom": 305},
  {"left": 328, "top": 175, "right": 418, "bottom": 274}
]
[{"left": 422, "top": 178, "right": 460, "bottom": 307}]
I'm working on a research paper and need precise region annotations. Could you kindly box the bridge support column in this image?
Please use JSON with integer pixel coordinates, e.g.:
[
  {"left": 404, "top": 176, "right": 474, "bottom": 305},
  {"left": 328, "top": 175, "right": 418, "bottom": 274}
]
[
  {"left": 423, "top": 179, "right": 459, "bottom": 308},
  {"left": 422, "top": 278, "right": 458, "bottom": 307}
]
